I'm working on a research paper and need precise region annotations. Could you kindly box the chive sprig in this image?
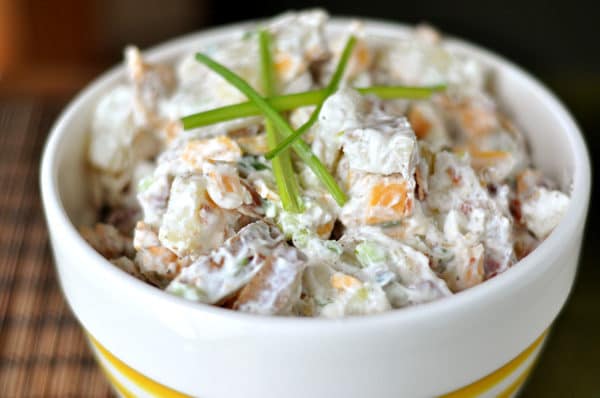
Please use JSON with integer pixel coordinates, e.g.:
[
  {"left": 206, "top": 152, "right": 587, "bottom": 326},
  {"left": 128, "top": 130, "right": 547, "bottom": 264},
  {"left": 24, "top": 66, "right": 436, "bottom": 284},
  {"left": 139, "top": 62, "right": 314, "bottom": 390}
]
[
  {"left": 194, "top": 52, "right": 348, "bottom": 205},
  {"left": 181, "top": 85, "right": 446, "bottom": 130},
  {"left": 184, "top": 29, "right": 447, "bottom": 209},
  {"left": 259, "top": 30, "right": 303, "bottom": 212},
  {"left": 265, "top": 35, "right": 357, "bottom": 159}
]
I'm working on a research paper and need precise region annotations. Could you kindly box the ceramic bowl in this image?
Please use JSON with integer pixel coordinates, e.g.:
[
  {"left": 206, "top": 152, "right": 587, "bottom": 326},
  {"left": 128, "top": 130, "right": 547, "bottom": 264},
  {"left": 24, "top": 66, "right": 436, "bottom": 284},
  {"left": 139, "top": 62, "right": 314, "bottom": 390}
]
[{"left": 40, "top": 17, "right": 590, "bottom": 398}]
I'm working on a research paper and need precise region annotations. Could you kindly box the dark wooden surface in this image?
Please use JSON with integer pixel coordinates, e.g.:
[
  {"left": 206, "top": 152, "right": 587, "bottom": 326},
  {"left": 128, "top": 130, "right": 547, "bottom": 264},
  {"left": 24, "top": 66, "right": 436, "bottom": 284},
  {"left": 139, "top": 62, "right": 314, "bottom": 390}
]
[{"left": 0, "top": 97, "right": 597, "bottom": 397}]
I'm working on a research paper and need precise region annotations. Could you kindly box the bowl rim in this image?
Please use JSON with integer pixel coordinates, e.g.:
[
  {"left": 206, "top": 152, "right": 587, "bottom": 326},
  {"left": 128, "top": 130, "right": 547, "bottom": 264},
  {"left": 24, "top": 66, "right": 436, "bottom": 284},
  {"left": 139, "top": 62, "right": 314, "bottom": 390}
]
[{"left": 40, "top": 16, "right": 591, "bottom": 332}]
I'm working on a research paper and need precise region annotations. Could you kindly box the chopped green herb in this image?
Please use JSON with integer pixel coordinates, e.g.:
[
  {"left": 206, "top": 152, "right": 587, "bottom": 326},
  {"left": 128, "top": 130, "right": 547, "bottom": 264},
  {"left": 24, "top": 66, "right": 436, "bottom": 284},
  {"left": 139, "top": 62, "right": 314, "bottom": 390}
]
[
  {"left": 238, "top": 257, "right": 249, "bottom": 267},
  {"left": 378, "top": 220, "right": 402, "bottom": 228},
  {"left": 314, "top": 297, "right": 333, "bottom": 307},
  {"left": 242, "top": 30, "right": 256, "bottom": 41},
  {"left": 291, "top": 228, "right": 310, "bottom": 247},
  {"left": 324, "top": 240, "right": 343, "bottom": 255},
  {"left": 356, "top": 287, "right": 369, "bottom": 301},
  {"left": 137, "top": 176, "right": 153, "bottom": 193},
  {"left": 251, "top": 161, "right": 269, "bottom": 171},
  {"left": 237, "top": 156, "right": 270, "bottom": 176},
  {"left": 355, "top": 241, "right": 387, "bottom": 266}
]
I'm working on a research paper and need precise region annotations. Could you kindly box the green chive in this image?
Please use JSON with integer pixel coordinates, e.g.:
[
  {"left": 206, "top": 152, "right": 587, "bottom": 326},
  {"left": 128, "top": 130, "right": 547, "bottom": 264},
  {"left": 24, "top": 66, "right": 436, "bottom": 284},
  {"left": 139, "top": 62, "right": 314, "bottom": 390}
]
[
  {"left": 358, "top": 84, "right": 447, "bottom": 99},
  {"left": 265, "top": 35, "right": 357, "bottom": 160},
  {"left": 259, "top": 30, "right": 303, "bottom": 213},
  {"left": 194, "top": 52, "right": 348, "bottom": 206},
  {"left": 181, "top": 84, "right": 446, "bottom": 130}
]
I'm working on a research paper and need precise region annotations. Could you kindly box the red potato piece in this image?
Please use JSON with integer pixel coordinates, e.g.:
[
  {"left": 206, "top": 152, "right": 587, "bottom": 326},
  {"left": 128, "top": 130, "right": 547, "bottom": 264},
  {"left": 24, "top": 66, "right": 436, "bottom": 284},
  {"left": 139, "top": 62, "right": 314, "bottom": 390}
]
[
  {"left": 234, "top": 244, "right": 306, "bottom": 315},
  {"left": 513, "top": 226, "right": 540, "bottom": 260},
  {"left": 167, "top": 221, "right": 290, "bottom": 304}
]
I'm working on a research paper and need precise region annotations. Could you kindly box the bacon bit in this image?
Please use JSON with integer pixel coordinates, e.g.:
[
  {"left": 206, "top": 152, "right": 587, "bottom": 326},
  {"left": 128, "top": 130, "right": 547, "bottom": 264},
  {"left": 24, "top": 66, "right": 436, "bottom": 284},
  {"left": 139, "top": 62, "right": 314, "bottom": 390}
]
[
  {"left": 208, "top": 256, "right": 225, "bottom": 270},
  {"left": 415, "top": 168, "right": 427, "bottom": 201},
  {"left": 465, "top": 256, "right": 484, "bottom": 283},
  {"left": 446, "top": 167, "right": 462, "bottom": 185},
  {"left": 217, "top": 292, "right": 240, "bottom": 309},
  {"left": 483, "top": 257, "right": 501, "bottom": 278},
  {"left": 234, "top": 181, "right": 265, "bottom": 220},
  {"left": 240, "top": 180, "right": 263, "bottom": 208},
  {"left": 460, "top": 202, "right": 472, "bottom": 215},
  {"left": 509, "top": 198, "right": 523, "bottom": 225},
  {"left": 330, "top": 220, "right": 345, "bottom": 241},
  {"left": 331, "top": 273, "right": 361, "bottom": 290},
  {"left": 408, "top": 106, "right": 432, "bottom": 140}
]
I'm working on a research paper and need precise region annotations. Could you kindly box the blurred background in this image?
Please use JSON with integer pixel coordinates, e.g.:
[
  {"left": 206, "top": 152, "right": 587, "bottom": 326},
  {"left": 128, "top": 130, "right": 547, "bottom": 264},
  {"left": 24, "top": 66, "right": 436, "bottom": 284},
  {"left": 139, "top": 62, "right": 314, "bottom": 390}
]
[{"left": 0, "top": 0, "right": 598, "bottom": 396}]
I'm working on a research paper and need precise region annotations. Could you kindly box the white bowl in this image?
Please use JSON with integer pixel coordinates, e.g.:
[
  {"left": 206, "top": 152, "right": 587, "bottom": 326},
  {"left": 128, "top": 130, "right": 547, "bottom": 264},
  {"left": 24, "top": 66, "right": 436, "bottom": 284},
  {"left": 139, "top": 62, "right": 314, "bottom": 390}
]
[{"left": 40, "top": 17, "right": 590, "bottom": 398}]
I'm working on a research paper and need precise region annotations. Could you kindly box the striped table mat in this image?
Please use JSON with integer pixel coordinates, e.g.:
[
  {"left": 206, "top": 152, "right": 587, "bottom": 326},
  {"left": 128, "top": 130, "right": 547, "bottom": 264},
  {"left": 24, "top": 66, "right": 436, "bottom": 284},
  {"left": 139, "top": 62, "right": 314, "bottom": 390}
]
[{"left": 0, "top": 98, "right": 113, "bottom": 397}]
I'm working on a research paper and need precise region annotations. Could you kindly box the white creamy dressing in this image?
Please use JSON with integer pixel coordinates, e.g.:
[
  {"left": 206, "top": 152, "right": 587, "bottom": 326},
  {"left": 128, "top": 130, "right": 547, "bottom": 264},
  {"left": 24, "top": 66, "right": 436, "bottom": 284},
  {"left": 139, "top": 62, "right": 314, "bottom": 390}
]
[{"left": 84, "top": 10, "right": 571, "bottom": 318}]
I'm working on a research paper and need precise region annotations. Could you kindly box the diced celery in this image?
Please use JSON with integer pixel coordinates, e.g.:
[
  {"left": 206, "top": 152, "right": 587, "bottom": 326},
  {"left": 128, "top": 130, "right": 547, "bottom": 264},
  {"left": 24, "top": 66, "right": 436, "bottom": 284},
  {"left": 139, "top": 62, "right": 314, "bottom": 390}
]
[
  {"left": 355, "top": 241, "right": 387, "bottom": 267},
  {"left": 137, "top": 175, "right": 153, "bottom": 193}
]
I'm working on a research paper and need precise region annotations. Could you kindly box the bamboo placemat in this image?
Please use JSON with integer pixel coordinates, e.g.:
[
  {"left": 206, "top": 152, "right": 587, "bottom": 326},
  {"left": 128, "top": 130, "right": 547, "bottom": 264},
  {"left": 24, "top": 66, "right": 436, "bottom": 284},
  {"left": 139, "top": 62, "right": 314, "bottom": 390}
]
[{"left": 0, "top": 99, "right": 112, "bottom": 397}]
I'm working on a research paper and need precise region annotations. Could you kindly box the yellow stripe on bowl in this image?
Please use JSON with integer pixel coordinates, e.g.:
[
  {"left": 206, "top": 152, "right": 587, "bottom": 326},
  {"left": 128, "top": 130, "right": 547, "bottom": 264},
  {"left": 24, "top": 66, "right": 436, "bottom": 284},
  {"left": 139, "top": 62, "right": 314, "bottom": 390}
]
[
  {"left": 88, "top": 334, "right": 192, "bottom": 398},
  {"left": 496, "top": 362, "right": 536, "bottom": 398},
  {"left": 441, "top": 331, "right": 548, "bottom": 398},
  {"left": 96, "top": 357, "right": 137, "bottom": 398},
  {"left": 87, "top": 330, "right": 547, "bottom": 398}
]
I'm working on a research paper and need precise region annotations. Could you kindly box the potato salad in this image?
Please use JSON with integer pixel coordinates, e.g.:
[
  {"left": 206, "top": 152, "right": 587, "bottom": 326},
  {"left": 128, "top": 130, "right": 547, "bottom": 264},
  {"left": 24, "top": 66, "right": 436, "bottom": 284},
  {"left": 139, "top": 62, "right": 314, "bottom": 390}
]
[{"left": 81, "top": 10, "right": 570, "bottom": 317}]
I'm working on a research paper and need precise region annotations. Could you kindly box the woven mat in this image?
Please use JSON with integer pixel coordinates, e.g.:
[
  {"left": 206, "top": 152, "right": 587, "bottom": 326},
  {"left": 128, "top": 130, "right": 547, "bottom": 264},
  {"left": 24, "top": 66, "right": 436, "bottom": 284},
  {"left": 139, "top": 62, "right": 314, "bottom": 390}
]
[{"left": 0, "top": 99, "right": 112, "bottom": 397}]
